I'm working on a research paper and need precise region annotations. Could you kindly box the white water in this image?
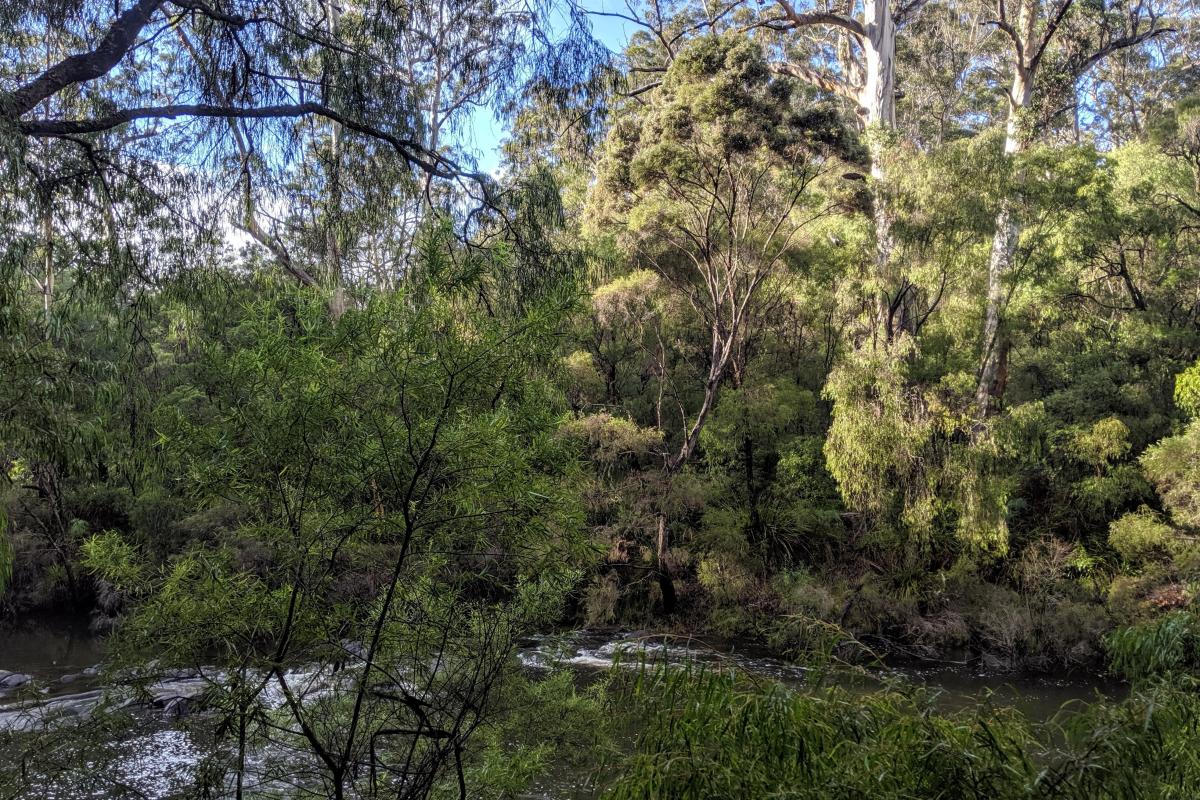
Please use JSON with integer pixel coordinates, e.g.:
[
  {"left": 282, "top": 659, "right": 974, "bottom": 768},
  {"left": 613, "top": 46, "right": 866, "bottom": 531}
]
[{"left": 0, "top": 626, "right": 1120, "bottom": 799}]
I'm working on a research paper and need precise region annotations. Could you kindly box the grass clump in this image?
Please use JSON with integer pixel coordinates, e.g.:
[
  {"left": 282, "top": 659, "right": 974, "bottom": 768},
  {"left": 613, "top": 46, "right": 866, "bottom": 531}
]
[{"left": 603, "top": 663, "right": 1200, "bottom": 799}]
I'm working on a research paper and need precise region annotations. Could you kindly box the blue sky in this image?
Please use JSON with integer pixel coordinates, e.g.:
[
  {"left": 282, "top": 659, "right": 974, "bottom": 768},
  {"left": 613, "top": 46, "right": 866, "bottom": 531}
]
[{"left": 466, "top": 1, "right": 639, "bottom": 174}]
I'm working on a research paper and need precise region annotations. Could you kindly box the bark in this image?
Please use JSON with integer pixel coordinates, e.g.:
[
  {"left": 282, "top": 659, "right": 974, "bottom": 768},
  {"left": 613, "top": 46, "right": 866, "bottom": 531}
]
[
  {"left": 976, "top": 0, "right": 1035, "bottom": 418},
  {"left": 744, "top": 434, "right": 765, "bottom": 546},
  {"left": 773, "top": 0, "right": 909, "bottom": 345},
  {"left": 976, "top": 200, "right": 1020, "bottom": 415},
  {"left": 655, "top": 512, "right": 677, "bottom": 614},
  {"left": 860, "top": 0, "right": 914, "bottom": 344},
  {"left": 653, "top": 366, "right": 723, "bottom": 615},
  {"left": 860, "top": 0, "right": 897, "bottom": 129}
]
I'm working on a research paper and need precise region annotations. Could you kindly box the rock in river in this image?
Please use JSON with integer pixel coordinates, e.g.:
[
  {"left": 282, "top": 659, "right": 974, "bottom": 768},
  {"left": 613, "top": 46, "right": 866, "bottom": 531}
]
[{"left": 0, "top": 671, "right": 32, "bottom": 689}]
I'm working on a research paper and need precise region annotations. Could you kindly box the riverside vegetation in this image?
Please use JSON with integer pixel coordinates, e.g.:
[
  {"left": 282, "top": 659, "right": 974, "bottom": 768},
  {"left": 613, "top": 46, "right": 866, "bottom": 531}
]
[{"left": 2, "top": 0, "right": 1200, "bottom": 797}]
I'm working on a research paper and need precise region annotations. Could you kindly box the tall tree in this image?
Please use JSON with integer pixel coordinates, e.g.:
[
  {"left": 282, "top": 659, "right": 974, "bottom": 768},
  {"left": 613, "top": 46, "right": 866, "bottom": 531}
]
[
  {"left": 975, "top": 0, "right": 1172, "bottom": 417},
  {"left": 591, "top": 34, "right": 854, "bottom": 611},
  {"left": 760, "top": 0, "right": 931, "bottom": 342}
]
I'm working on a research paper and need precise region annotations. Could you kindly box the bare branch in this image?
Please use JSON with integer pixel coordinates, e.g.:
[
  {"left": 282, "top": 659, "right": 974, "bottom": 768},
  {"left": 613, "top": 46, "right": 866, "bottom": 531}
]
[
  {"left": 1027, "top": 0, "right": 1074, "bottom": 73},
  {"left": 622, "top": 81, "right": 663, "bottom": 98},
  {"left": 774, "top": 0, "right": 867, "bottom": 38},
  {"left": 982, "top": 18, "right": 1026, "bottom": 67},
  {"left": 1075, "top": 21, "right": 1175, "bottom": 78},
  {"left": 770, "top": 61, "right": 860, "bottom": 100}
]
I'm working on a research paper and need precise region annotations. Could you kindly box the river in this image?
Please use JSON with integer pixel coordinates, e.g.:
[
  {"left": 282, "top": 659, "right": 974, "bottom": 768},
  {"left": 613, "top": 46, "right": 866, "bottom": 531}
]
[{"left": 0, "top": 621, "right": 1124, "bottom": 798}]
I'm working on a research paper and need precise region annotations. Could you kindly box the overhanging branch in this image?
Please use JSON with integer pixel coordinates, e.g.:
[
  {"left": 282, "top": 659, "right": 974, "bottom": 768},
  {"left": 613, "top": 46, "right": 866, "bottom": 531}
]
[
  {"left": 8, "top": 0, "right": 167, "bottom": 117},
  {"left": 18, "top": 102, "right": 484, "bottom": 183}
]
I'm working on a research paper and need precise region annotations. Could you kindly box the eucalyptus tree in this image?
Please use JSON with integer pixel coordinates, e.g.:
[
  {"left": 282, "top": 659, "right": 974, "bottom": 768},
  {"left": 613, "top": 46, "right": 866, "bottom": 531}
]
[
  {"left": 590, "top": 34, "right": 856, "bottom": 611},
  {"left": 0, "top": 0, "right": 605, "bottom": 298},
  {"left": 750, "top": 0, "right": 936, "bottom": 343},
  {"left": 974, "top": 0, "right": 1174, "bottom": 418}
]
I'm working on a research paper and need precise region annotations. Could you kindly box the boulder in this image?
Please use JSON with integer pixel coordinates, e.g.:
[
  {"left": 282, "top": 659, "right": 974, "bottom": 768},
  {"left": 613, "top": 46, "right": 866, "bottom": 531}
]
[
  {"left": 0, "top": 671, "right": 32, "bottom": 689},
  {"left": 162, "top": 696, "right": 192, "bottom": 719}
]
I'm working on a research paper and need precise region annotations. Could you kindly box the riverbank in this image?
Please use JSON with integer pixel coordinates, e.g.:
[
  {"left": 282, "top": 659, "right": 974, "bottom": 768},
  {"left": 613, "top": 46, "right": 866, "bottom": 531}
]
[
  {"left": 1, "top": 623, "right": 1126, "bottom": 732},
  {"left": 4, "top": 618, "right": 1193, "bottom": 799}
]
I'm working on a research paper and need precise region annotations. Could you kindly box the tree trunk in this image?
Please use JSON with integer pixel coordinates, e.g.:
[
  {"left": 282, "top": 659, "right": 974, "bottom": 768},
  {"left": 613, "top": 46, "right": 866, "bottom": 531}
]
[
  {"left": 859, "top": 0, "right": 911, "bottom": 344},
  {"left": 325, "top": 0, "right": 347, "bottom": 319},
  {"left": 976, "top": 2, "right": 1035, "bottom": 418},
  {"left": 773, "top": 0, "right": 907, "bottom": 344},
  {"left": 41, "top": 199, "right": 53, "bottom": 321},
  {"left": 653, "top": 354, "right": 728, "bottom": 616},
  {"left": 859, "top": 0, "right": 896, "bottom": 130},
  {"left": 976, "top": 199, "right": 1019, "bottom": 416},
  {"left": 655, "top": 512, "right": 676, "bottom": 614}
]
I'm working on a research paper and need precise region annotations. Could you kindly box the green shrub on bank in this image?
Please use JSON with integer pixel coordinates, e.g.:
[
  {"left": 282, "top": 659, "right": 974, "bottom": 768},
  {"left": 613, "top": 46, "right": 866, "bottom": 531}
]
[
  {"left": 1107, "top": 611, "right": 1200, "bottom": 682},
  {"left": 603, "top": 664, "right": 1200, "bottom": 800}
]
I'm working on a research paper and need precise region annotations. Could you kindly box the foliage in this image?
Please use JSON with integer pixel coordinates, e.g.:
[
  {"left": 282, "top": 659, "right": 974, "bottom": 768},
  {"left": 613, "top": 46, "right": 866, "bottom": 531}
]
[
  {"left": 1175, "top": 360, "right": 1200, "bottom": 420},
  {"left": 1107, "top": 612, "right": 1200, "bottom": 682},
  {"left": 1109, "top": 510, "right": 1177, "bottom": 564},
  {"left": 1141, "top": 421, "right": 1200, "bottom": 529},
  {"left": 3, "top": 3, "right": 1200, "bottom": 795},
  {"left": 604, "top": 664, "right": 1200, "bottom": 800},
  {"left": 824, "top": 344, "right": 1010, "bottom": 557}
]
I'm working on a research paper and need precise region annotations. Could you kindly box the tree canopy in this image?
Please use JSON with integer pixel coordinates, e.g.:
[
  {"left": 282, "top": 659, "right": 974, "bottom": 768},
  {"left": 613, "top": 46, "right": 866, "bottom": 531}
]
[{"left": 3, "top": 0, "right": 1200, "bottom": 796}]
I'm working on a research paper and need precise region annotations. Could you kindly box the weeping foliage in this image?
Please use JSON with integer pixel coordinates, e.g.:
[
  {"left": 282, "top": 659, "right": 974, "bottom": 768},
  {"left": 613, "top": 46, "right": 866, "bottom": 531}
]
[{"left": 823, "top": 345, "right": 1010, "bottom": 557}]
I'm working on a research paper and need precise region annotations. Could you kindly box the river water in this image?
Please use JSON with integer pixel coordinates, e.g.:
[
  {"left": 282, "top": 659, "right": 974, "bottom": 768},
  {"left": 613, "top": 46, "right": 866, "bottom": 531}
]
[{"left": 0, "top": 622, "right": 1123, "bottom": 798}]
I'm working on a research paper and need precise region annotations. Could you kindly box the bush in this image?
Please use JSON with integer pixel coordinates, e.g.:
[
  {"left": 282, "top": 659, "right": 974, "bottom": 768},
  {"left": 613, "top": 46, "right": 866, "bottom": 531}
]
[
  {"left": 1141, "top": 421, "right": 1200, "bottom": 528},
  {"left": 1109, "top": 510, "right": 1175, "bottom": 564},
  {"left": 603, "top": 664, "right": 1200, "bottom": 799},
  {"left": 1106, "top": 611, "right": 1200, "bottom": 682}
]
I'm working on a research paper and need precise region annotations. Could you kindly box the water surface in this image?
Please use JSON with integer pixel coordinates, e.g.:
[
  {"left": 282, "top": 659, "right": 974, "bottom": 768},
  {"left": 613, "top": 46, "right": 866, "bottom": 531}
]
[{"left": 0, "top": 623, "right": 1125, "bottom": 799}]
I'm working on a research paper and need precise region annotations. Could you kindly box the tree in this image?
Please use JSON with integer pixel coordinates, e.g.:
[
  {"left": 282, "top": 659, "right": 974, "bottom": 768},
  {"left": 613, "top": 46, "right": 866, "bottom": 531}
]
[
  {"left": 0, "top": 0, "right": 605, "bottom": 298},
  {"left": 590, "top": 34, "right": 855, "bottom": 611},
  {"left": 77, "top": 234, "right": 588, "bottom": 798},
  {"left": 756, "top": 0, "right": 933, "bottom": 343},
  {"left": 975, "top": 0, "right": 1173, "bottom": 417}
]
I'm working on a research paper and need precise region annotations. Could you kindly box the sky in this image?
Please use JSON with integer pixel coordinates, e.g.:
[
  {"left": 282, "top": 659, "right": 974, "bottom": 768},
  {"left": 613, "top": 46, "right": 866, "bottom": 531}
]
[{"left": 465, "top": 1, "right": 640, "bottom": 174}]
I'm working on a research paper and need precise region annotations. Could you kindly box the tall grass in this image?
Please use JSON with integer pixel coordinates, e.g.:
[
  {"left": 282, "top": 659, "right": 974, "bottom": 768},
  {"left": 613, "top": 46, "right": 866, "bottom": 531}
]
[
  {"left": 1106, "top": 611, "right": 1200, "bottom": 682},
  {"left": 602, "top": 664, "right": 1200, "bottom": 799}
]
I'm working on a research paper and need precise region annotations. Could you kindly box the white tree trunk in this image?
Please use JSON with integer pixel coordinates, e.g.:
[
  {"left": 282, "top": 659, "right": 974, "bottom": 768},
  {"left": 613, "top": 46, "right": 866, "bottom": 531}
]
[
  {"left": 859, "top": 0, "right": 896, "bottom": 129},
  {"left": 976, "top": 0, "right": 1036, "bottom": 417},
  {"left": 859, "top": 0, "right": 906, "bottom": 342}
]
